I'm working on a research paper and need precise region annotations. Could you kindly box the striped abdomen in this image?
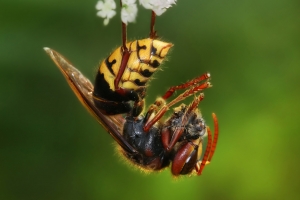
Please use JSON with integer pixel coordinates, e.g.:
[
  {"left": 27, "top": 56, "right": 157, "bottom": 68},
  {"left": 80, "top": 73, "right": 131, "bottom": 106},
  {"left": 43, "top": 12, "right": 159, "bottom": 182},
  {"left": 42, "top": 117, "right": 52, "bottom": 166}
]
[{"left": 93, "top": 38, "right": 172, "bottom": 115}]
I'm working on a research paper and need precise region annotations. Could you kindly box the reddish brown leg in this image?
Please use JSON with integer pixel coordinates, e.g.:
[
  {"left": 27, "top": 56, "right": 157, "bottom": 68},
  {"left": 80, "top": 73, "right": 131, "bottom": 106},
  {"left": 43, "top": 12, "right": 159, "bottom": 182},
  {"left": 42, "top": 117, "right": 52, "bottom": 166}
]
[
  {"left": 149, "top": 11, "right": 157, "bottom": 39},
  {"left": 186, "top": 93, "right": 204, "bottom": 115},
  {"left": 163, "top": 72, "right": 211, "bottom": 100},
  {"left": 143, "top": 81, "right": 211, "bottom": 132},
  {"left": 171, "top": 140, "right": 199, "bottom": 176},
  {"left": 143, "top": 98, "right": 165, "bottom": 123},
  {"left": 114, "top": 48, "right": 130, "bottom": 93},
  {"left": 113, "top": 0, "right": 131, "bottom": 95}
]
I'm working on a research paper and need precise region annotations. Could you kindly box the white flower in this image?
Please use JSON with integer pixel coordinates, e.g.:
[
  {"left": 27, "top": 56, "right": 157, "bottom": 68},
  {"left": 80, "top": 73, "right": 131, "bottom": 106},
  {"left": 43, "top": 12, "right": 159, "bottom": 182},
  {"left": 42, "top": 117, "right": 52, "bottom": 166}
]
[
  {"left": 139, "top": 0, "right": 153, "bottom": 9},
  {"left": 96, "top": 0, "right": 117, "bottom": 25},
  {"left": 96, "top": 0, "right": 176, "bottom": 25},
  {"left": 139, "top": 0, "right": 176, "bottom": 16},
  {"left": 121, "top": 0, "right": 138, "bottom": 24},
  {"left": 122, "top": 0, "right": 136, "bottom": 4}
]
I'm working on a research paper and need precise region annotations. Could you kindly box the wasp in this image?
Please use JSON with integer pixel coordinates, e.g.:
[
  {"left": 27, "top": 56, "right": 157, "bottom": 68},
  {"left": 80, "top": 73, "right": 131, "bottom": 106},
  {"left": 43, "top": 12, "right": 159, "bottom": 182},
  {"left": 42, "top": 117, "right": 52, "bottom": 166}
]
[{"left": 44, "top": 9, "right": 219, "bottom": 176}]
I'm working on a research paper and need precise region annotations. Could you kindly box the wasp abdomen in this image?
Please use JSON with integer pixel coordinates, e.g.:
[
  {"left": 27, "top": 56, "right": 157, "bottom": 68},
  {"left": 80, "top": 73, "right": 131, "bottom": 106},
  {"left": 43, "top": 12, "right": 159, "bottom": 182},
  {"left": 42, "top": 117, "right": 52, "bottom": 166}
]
[{"left": 93, "top": 38, "right": 172, "bottom": 115}]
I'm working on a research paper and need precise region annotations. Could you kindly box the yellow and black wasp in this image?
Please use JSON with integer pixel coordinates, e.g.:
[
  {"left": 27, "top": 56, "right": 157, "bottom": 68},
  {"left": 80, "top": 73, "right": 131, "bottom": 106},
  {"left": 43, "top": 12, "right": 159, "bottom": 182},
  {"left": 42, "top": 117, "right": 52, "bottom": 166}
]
[{"left": 44, "top": 8, "right": 218, "bottom": 176}]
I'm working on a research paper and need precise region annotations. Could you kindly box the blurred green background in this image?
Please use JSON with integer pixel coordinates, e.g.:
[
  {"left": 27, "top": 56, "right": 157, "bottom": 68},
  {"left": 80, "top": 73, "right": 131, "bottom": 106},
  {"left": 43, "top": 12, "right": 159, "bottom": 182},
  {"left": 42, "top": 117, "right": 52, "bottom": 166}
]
[{"left": 1, "top": 0, "right": 300, "bottom": 199}]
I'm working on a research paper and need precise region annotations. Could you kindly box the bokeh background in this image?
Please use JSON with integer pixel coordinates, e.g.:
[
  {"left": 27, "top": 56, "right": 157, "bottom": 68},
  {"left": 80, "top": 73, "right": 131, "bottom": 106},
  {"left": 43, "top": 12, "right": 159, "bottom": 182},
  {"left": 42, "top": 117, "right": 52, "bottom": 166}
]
[{"left": 1, "top": 0, "right": 300, "bottom": 199}]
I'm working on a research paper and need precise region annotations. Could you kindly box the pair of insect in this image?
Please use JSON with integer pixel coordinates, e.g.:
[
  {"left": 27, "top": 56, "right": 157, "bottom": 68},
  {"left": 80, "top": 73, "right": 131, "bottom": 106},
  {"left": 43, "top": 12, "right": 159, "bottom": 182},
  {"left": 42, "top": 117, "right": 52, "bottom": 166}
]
[{"left": 44, "top": 10, "right": 218, "bottom": 176}]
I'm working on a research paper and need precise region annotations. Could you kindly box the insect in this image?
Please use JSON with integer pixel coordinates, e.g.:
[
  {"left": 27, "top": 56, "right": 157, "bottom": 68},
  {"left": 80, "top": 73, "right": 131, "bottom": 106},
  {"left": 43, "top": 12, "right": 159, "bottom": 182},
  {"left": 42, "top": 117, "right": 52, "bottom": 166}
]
[{"left": 44, "top": 8, "right": 219, "bottom": 176}]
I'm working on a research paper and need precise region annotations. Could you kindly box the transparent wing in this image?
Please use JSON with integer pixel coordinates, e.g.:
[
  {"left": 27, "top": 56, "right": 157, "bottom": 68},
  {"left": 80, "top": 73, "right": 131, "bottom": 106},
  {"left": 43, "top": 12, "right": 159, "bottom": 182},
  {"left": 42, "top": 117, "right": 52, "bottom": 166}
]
[{"left": 44, "top": 47, "right": 137, "bottom": 154}]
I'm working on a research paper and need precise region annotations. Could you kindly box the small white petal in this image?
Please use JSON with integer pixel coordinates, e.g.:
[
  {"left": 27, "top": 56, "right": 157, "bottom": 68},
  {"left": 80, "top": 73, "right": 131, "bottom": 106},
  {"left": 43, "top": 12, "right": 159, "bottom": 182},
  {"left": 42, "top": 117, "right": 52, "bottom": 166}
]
[
  {"left": 95, "top": 1, "right": 104, "bottom": 10},
  {"left": 153, "top": 7, "right": 166, "bottom": 16},
  {"left": 140, "top": 0, "right": 176, "bottom": 15},
  {"left": 122, "top": 0, "right": 136, "bottom": 5},
  {"left": 110, "top": 0, "right": 117, "bottom": 9},
  {"left": 106, "top": 10, "right": 116, "bottom": 18},
  {"left": 139, "top": 0, "right": 153, "bottom": 9},
  {"left": 121, "top": 3, "right": 138, "bottom": 24},
  {"left": 97, "top": 10, "right": 107, "bottom": 18},
  {"left": 96, "top": 0, "right": 117, "bottom": 25},
  {"left": 104, "top": 18, "right": 110, "bottom": 25}
]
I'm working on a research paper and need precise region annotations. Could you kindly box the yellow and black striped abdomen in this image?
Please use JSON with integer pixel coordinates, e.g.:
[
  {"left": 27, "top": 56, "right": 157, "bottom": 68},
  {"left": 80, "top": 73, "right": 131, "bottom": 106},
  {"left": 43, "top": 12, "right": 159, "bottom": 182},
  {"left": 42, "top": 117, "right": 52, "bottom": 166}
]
[
  {"left": 100, "top": 38, "right": 172, "bottom": 91},
  {"left": 93, "top": 38, "right": 172, "bottom": 115}
]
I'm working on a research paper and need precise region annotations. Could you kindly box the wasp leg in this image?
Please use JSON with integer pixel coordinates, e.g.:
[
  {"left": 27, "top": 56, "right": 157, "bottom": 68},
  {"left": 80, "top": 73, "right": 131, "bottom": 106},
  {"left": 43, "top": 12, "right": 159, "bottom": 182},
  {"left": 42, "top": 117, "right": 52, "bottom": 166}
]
[
  {"left": 113, "top": 41, "right": 134, "bottom": 101},
  {"left": 149, "top": 11, "right": 157, "bottom": 39},
  {"left": 197, "top": 113, "right": 219, "bottom": 175},
  {"left": 143, "top": 81, "right": 211, "bottom": 132},
  {"left": 112, "top": 5, "right": 145, "bottom": 116},
  {"left": 171, "top": 139, "right": 201, "bottom": 176},
  {"left": 143, "top": 97, "right": 166, "bottom": 124},
  {"left": 113, "top": 0, "right": 137, "bottom": 102},
  {"left": 163, "top": 72, "right": 211, "bottom": 100},
  {"left": 44, "top": 47, "right": 138, "bottom": 155}
]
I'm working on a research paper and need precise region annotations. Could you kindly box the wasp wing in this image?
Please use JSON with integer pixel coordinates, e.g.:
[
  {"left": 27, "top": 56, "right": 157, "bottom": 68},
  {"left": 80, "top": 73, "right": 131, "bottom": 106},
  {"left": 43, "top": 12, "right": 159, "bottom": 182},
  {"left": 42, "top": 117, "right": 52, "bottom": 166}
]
[{"left": 44, "top": 47, "right": 137, "bottom": 154}]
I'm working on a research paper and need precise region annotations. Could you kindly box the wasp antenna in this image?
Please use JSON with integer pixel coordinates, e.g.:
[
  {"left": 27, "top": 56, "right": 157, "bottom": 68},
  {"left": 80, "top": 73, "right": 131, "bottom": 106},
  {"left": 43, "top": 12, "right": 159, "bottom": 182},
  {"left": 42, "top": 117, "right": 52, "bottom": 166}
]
[
  {"left": 208, "top": 113, "right": 219, "bottom": 162},
  {"left": 198, "top": 126, "right": 213, "bottom": 175}
]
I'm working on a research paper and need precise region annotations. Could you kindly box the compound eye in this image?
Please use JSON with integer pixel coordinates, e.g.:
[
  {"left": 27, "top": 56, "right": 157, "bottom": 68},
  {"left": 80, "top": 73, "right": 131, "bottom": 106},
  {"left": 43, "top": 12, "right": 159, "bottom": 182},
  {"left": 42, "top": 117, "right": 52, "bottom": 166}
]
[
  {"left": 195, "top": 124, "right": 202, "bottom": 131},
  {"left": 194, "top": 119, "right": 207, "bottom": 136}
]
